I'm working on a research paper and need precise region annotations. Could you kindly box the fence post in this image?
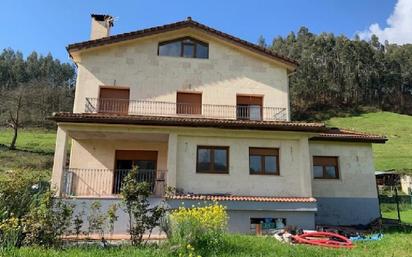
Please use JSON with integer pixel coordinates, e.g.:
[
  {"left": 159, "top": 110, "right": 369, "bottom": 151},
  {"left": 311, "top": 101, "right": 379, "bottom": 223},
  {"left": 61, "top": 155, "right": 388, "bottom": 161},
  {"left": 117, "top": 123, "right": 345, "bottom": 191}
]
[{"left": 395, "top": 187, "right": 401, "bottom": 223}]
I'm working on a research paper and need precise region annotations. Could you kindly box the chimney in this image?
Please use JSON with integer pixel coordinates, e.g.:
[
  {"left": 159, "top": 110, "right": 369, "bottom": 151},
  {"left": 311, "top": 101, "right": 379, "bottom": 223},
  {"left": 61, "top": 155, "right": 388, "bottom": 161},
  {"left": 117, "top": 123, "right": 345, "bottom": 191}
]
[{"left": 90, "top": 14, "right": 114, "bottom": 40}]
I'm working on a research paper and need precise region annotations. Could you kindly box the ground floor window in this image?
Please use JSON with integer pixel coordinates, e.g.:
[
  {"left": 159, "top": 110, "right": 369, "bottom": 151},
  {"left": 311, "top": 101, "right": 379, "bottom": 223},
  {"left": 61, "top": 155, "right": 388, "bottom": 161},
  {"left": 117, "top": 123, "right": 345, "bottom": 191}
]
[
  {"left": 196, "top": 146, "right": 229, "bottom": 174},
  {"left": 249, "top": 148, "right": 280, "bottom": 175},
  {"left": 313, "top": 156, "right": 339, "bottom": 179},
  {"left": 250, "top": 218, "right": 286, "bottom": 235}
]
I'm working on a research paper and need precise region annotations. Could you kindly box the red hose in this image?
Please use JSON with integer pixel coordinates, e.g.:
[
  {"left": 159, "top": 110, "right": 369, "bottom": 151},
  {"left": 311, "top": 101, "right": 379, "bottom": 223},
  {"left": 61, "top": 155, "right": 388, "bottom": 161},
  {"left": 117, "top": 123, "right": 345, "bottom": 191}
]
[{"left": 292, "top": 232, "right": 354, "bottom": 248}]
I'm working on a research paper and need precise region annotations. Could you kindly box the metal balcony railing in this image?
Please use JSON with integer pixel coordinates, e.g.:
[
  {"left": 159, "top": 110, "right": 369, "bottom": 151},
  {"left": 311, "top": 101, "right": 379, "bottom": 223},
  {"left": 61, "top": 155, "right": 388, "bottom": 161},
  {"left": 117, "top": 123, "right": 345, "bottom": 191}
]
[
  {"left": 85, "top": 97, "right": 287, "bottom": 121},
  {"left": 63, "top": 168, "right": 167, "bottom": 197}
]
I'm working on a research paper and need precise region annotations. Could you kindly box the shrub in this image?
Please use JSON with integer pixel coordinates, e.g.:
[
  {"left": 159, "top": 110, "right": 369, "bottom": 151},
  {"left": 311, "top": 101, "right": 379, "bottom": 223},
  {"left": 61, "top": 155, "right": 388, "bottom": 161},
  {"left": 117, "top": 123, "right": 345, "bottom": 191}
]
[
  {"left": 0, "top": 169, "right": 73, "bottom": 248},
  {"left": 121, "top": 168, "right": 167, "bottom": 246},
  {"left": 22, "top": 191, "right": 74, "bottom": 247},
  {"left": 169, "top": 202, "right": 228, "bottom": 256},
  {"left": 87, "top": 201, "right": 106, "bottom": 237}
]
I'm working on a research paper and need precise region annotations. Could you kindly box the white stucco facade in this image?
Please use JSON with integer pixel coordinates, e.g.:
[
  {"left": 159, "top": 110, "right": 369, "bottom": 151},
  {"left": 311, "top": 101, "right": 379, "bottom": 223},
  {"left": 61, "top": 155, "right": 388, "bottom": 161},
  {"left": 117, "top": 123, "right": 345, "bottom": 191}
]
[{"left": 50, "top": 18, "right": 385, "bottom": 232}]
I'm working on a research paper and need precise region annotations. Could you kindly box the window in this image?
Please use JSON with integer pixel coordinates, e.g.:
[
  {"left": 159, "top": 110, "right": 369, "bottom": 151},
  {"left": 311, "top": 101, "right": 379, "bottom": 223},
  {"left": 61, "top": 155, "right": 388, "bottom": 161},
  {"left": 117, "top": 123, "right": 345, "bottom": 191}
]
[
  {"left": 313, "top": 156, "right": 339, "bottom": 179},
  {"left": 249, "top": 148, "right": 279, "bottom": 175},
  {"left": 176, "top": 92, "right": 202, "bottom": 115},
  {"left": 158, "top": 37, "right": 209, "bottom": 59},
  {"left": 98, "top": 87, "right": 130, "bottom": 114},
  {"left": 250, "top": 218, "right": 286, "bottom": 235},
  {"left": 236, "top": 95, "right": 263, "bottom": 120},
  {"left": 196, "top": 146, "right": 229, "bottom": 173}
]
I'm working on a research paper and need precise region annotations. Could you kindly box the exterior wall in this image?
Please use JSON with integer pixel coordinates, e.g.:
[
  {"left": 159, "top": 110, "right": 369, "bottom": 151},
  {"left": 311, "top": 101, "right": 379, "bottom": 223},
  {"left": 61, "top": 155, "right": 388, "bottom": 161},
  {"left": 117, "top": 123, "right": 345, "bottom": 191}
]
[
  {"left": 167, "top": 199, "right": 316, "bottom": 232},
  {"left": 68, "top": 139, "right": 168, "bottom": 196},
  {"left": 176, "top": 134, "right": 312, "bottom": 197},
  {"left": 309, "top": 141, "right": 380, "bottom": 225},
  {"left": 66, "top": 197, "right": 164, "bottom": 235},
  {"left": 401, "top": 175, "right": 412, "bottom": 195},
  {"left": 72, "top": 28, "right": 290, "bottom": 119},
  {"left": 228, "top": 210, "right": 315, "bottom": 233}
]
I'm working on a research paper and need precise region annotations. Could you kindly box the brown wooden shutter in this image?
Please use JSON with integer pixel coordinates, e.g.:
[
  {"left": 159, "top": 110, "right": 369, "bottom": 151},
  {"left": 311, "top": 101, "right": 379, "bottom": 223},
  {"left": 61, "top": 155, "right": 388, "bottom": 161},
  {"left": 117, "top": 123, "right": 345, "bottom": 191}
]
[
  {"left": 98, "top": 87, "right": 130, "bottom": 114},
  {"left": 236, "top": 95, "right": 263, "bottom": 106},
  {"left": 176, "top": 92, "right": 202, "bottom": 115}
]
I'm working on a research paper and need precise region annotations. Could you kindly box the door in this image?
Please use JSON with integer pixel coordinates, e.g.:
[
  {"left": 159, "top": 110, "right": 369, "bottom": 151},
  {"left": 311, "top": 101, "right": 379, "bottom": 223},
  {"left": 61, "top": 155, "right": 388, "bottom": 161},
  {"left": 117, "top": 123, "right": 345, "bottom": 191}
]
[
  {"left": 236, "top": 95, "right": 263, "bottom": 120},
  {"left": 99, "top": 87, "right": 130, "bottom": 114},
  {"left": 176, "top": 92, "right": 202, "bottom": 115},
  {"left": 112, "top": 150, "right": 158, "bottom": 194}
]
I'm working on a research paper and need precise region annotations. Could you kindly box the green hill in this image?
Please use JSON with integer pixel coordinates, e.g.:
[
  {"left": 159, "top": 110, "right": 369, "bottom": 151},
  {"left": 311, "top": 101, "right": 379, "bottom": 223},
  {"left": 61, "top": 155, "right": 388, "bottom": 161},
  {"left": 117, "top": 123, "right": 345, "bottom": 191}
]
[{"left": 326, "top": 112, "right": 412, "bottom": 172}]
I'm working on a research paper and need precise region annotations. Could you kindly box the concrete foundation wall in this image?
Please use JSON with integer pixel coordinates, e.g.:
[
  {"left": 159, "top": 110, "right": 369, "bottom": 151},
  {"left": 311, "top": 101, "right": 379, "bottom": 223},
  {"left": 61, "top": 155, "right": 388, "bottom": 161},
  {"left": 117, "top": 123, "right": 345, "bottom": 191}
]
[
  {"left": 64, "top": 198, "right": 165, "bottom": 235},
  {"left": 228, "top": 210, "right": 315, "bottom": 233},
  {"left": 315, "top": 197, "right": 380, "bottom": 225}
]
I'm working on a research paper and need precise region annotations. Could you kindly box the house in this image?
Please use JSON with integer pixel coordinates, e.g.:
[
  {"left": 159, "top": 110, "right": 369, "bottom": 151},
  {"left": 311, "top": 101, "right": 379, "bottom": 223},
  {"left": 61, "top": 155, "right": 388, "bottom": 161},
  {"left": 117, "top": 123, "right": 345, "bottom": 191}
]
[{"left": 50, "top": 14, "right": 387, "bottom": 235}]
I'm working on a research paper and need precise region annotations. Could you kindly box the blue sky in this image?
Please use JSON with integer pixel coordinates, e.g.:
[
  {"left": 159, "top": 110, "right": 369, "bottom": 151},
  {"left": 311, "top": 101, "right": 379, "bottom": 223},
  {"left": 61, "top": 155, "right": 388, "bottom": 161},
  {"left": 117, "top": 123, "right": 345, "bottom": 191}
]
[{"left": 0, "top": 0, "right": 399, "bottom": 62}]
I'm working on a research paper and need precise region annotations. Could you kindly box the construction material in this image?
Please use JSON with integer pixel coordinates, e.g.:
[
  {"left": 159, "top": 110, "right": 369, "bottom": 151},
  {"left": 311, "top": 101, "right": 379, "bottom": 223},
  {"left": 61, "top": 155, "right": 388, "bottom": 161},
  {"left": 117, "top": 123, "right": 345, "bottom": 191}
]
[{"left": 292, "top": 232, "right": 354, "bottom": 248}]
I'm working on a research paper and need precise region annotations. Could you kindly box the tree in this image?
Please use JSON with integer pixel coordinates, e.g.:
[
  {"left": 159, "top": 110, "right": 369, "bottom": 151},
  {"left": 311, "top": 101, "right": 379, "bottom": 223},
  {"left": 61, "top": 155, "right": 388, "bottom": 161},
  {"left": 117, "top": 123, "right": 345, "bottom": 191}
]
[{"left": 3, "top": 85, "right": 26, "bottom": 150}]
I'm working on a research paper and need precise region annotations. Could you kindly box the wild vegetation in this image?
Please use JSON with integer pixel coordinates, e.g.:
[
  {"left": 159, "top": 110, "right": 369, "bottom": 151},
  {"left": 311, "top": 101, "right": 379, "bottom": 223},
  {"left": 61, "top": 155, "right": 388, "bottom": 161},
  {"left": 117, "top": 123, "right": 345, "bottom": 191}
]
[
  {"left": 326, "top": 112, "right": 412, "bottom": 172},
  {"left": 0, "top": 49, "right": 75, "bottom": 149},
  {"left": 260, "top": 30, "right": 412, "bottom": 120}
]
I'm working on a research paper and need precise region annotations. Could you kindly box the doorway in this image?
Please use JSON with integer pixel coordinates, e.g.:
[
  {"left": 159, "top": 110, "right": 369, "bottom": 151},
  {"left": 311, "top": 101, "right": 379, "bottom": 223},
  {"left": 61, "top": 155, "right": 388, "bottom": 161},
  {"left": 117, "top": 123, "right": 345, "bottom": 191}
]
[{"left": 113, "top": 150, "right": 158, "bottom": 194}]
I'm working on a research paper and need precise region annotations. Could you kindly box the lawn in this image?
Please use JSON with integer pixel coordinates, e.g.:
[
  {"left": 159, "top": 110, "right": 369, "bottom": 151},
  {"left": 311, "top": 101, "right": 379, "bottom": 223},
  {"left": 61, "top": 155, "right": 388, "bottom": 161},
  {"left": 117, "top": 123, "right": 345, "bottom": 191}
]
[
  {"left": 2, "top": 231, "right": 412, "bottom": 257},
  {"left": 0, "top": 128, "right": 56, "bottom": 154},
  {"left": 0, "top": 128, "right": 56, "bottom": 172},
  {"left": 326, "top": 112, "right": 412, "bottom": 172},
  {"left": 382, "top": 209, "right": 412, "bottom": 224}
]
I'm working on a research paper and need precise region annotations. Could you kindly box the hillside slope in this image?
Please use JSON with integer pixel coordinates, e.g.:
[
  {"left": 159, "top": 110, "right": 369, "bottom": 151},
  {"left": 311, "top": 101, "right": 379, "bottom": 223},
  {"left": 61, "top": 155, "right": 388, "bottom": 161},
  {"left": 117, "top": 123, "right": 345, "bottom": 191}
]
[{"left": 326, "top": 112, "right": 412, "bottom": 172}]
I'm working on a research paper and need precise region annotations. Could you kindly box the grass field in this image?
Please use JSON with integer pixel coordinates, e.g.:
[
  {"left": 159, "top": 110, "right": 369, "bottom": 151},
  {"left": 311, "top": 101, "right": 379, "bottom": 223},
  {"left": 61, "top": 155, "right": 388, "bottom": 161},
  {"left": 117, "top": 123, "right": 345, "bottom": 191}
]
[
  {"left": 326, "top": 112, "right": 412, "bottom": 172},
  {"left": 382, "top": 209, "right": 412, "bottom": 224},
  {"left": 0, "top": 128, "right": 56, "bottom": 172},
  {"left": 2, "top": 231, "right": 412, "bottom": 257}
]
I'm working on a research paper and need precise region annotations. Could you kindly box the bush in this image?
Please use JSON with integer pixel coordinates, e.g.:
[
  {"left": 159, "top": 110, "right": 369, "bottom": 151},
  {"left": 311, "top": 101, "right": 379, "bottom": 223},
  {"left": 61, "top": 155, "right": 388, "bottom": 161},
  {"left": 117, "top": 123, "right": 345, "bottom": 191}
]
[
  {"left": 121, "top": 168, "right": 166, "bottom": 246},
  {"left": 0, "top": 170, "right": 73, "bottom": 248},
  {"left": 169, "top": 202, "right": 227, "bottom": 256}
]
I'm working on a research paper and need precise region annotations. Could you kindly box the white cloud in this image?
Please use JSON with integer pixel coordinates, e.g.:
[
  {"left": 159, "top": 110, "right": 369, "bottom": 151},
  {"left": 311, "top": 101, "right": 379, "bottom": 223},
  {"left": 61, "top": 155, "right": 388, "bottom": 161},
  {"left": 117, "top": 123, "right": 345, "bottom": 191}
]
[{"left": 358, "top": 0, "right": 412, "bottom": 44}]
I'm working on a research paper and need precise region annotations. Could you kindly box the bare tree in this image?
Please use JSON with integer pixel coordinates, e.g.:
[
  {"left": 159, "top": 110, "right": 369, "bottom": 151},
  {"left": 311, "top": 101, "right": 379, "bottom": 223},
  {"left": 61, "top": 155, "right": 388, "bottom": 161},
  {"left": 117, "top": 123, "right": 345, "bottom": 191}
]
[{"left": 3, "top": 86, "right": 26, "bottom": 150}]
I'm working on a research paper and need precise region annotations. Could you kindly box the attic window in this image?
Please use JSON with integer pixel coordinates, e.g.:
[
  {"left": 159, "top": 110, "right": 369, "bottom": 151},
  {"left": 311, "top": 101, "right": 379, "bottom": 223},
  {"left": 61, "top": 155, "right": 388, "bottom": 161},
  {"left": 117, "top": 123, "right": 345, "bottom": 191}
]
[{"left": 158, "top": 37, "right": 209, "bottom": 59}]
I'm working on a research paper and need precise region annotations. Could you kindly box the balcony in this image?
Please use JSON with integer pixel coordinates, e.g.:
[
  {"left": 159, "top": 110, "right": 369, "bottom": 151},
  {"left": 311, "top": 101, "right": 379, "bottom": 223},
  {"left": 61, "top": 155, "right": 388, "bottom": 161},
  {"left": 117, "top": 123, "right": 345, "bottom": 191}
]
[
  {"left": 62, "top": 168, "right": 167, "bottom": 197},
  {"left": 85, "top": 98, "right": 287, "bottom": 121}
]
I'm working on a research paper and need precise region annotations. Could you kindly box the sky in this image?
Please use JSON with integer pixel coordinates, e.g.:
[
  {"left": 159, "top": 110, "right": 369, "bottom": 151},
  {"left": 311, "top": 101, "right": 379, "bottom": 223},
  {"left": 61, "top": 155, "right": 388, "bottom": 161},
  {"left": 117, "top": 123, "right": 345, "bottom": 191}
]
[{"left": 0, "top": 0, "right": 409, "bottom": 63}]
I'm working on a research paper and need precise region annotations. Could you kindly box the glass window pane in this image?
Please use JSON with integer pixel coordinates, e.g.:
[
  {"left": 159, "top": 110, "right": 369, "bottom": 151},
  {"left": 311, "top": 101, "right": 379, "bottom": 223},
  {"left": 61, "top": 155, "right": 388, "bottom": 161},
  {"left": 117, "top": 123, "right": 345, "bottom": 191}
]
[
  {"left": 196, "top": 43, "right": 209, "bottom": 58},
  {"left": 249, "top": 105, "right": 262, "bottom": 121},
  {"left": 183, "top": 44, "right": 194, "bottom": 57},
  {"left": 325, "top": 165, "right": 338, "bottom": 178},
  {"left": 264, "top": 156, "right": 277, "bottom": 174},
  {"left": 249, "top": 155, "right": 261, "bottom": 173},
  {"left": 214, "top": 149, "right": 227, "bottom": 171},
  {"left": 197, "top": 148, "right": 211, "bottom": 171},
  {"left": 313, "top": 165, "right": 323, "bottom": 178},
  {"left": 159, "top": 41, "right": 181, "bottom": 57}
]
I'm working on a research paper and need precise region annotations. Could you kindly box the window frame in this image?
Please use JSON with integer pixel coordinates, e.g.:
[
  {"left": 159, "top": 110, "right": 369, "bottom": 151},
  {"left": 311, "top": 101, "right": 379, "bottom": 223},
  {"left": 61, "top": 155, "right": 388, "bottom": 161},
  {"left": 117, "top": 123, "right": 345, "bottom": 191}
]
[
  {"left": 158, "top": 37, "right": 209, "bottom": 59},
  {"left": 312, "top": 156, "right": 340, "bottom": 179},
  {"left": 196, "top": 146, "right": 229, "bottom": 174},
  {"left": 249, "top": 147, "right": 280, "bottom": 176}
]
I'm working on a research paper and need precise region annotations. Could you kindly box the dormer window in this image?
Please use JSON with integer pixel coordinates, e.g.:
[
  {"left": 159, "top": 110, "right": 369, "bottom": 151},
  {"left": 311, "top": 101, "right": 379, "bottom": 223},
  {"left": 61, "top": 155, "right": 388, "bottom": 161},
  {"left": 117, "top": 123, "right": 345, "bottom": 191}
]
[{"left": 158, "top": 37, "right": 209, "bottom": 59}]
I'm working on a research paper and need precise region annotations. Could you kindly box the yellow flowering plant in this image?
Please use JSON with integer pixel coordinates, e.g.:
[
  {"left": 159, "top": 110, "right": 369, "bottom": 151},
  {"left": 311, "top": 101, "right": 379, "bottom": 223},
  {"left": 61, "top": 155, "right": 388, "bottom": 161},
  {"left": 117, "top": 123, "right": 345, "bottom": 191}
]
[{"left": 169, "top": 202, "right": 227, "bottom": 256}]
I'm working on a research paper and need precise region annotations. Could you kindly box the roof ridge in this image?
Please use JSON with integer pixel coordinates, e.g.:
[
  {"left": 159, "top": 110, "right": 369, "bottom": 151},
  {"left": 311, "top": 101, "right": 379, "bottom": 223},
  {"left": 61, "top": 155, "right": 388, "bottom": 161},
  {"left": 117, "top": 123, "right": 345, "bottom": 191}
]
[{"left": 66, "top": 18, "right": 298, "bottom": 68}]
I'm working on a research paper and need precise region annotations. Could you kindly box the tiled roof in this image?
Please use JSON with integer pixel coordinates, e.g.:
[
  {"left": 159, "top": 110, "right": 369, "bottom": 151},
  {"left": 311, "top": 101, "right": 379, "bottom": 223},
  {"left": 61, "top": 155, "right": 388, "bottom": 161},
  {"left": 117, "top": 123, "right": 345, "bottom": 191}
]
[
  {"left": 167, "top": 194, "right": 317, "bottom": 203},
  {"left": 50, "top": 112, "right": 326, "bottom": 132},
  {"left": 311, "top": 128, "right": 387, "bottom": 144},
  {"left": 66, "top": 17, "right": 297, "bottom": 69},
  {"left": 49, "top": 112, "right": 387, "bottom": 143}
]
